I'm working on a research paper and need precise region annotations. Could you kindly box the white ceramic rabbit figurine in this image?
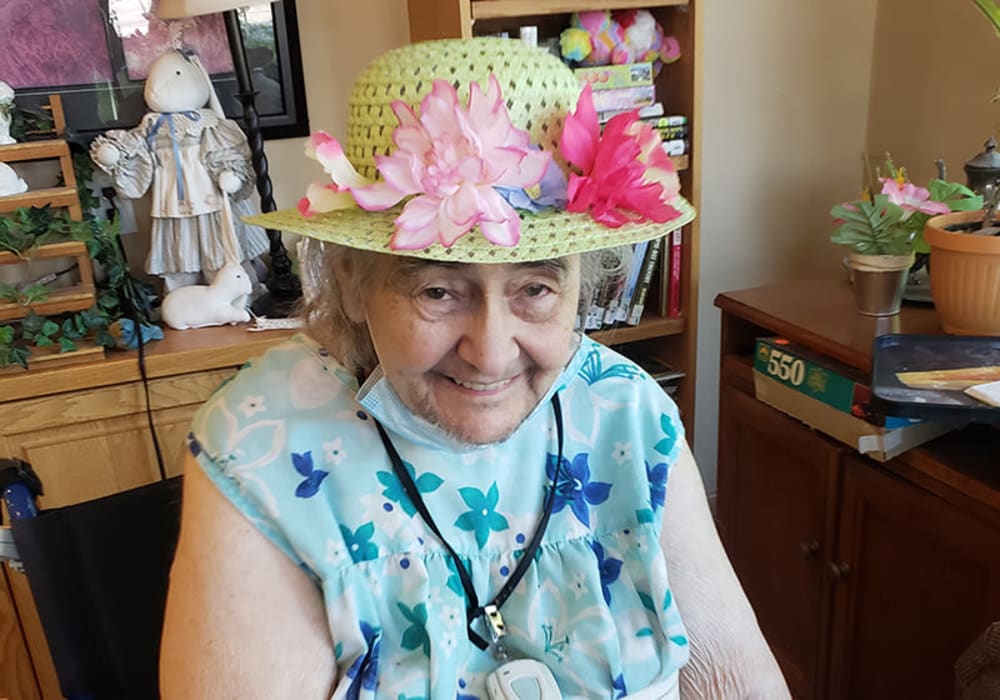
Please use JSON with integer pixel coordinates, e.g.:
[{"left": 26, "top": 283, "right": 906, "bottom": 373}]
[
  {"left": 90, "top": 49, "right": 268, "bottom": 292},
  {"left": 160, "top": 260, "right": 252, "bottom": 330}
]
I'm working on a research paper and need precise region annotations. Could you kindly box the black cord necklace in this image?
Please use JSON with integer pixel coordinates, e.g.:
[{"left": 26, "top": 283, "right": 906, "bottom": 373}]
[{"left": 373, "top": 393, "right": 565, "bottom": 659}]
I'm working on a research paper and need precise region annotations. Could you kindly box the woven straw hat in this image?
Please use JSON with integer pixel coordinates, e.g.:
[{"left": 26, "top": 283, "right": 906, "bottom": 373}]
[{"left": 246, "top": 37, "right": 695, "bottom": 263}]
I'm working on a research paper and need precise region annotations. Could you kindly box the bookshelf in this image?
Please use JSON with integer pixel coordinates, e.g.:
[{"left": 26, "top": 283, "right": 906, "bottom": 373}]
[{"left": 407, "top": 0, "right": 702, "bottom": 434}]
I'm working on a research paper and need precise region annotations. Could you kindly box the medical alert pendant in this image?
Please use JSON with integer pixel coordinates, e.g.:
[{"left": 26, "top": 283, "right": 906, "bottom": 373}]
[{"left": 484, "top": 604, "right": 509, "bottom": 660}]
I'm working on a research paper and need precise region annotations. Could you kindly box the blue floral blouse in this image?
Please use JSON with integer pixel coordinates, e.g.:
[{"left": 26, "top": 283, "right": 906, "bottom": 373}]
[{"left": 188, "top": 333, "right": 689, "bottom": 699}]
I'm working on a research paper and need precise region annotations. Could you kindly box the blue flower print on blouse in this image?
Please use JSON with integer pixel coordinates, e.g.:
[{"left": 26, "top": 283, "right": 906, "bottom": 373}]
[
  {"left": 580, "top": 347, "right": 643, "bottom": 385},
  {"left": 613, "top": 673, "right": 627, "bottom": 699},
  {"left": 292, "top": 451, "right": 329, "bottom": 498},
  {"left": 546, "top": 452, "right": 612, "bottom": 527},
  {"left": 397, "top": 601, "right": 431, "bottom": 655},
  {"left": 346, "top": 621, "right": 381, "bottom": 700},
  {"left": 376, "top": 461, "right": 444, "bottom": 516},
  {"left": 646, "top": 460, "right": 669, "bottom": 512},
  {"left": 591, "top": 540, "right": 623, "bottom": 605},
  {"left": 340, "top": 522, "right": 379, "bottom": 562},
  {"left": 454, "top": 482, "right": 509, "bottom": 549}
]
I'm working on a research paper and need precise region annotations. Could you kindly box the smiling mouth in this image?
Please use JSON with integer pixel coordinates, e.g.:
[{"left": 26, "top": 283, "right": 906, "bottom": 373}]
[{"left": 448, "top": 376, "right": 515, "bottom": 392}]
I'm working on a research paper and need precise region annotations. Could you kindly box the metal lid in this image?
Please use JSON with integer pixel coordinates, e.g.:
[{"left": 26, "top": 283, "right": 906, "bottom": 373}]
[{"left": 965, "top": 137, "right": 1000, "bottom": 172}]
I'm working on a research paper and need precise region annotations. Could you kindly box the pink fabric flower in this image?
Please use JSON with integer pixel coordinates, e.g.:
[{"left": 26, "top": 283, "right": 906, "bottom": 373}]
[
  {"left": 351, "top": 75, "right": 550, "bottom": 249},
  {"left": 879, "top": 177, "right": 950, "bottom": 216},
  {"left": 560, "top": 85, "right": 681, "bottom": 228},
  {"left": 298, "top": 131, "right": 372, "bottom": 217}
]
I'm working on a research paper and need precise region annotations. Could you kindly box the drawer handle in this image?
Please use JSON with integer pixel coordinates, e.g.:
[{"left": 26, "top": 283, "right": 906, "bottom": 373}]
[
  {"left": 828, "top": 562, "right": 852, "bottom": 578},
  {"left": 799, "top": 540, "right": 821, "bottom": 558}
]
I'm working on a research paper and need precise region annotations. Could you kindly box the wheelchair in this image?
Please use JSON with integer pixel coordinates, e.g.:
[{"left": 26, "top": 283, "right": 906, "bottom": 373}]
[{"left": 1, "top": 458, "right": 182, "bottom": 700}]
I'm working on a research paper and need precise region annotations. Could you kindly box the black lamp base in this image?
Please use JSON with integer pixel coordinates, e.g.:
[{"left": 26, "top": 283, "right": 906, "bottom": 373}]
[{"left": 251, "top": 270, "right": 302, "bottom": 318}]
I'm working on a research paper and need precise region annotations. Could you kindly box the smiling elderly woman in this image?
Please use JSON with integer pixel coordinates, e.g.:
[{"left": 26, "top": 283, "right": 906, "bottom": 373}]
[{"left": 160, "top": 38, "right": 789, "bottom": 699}]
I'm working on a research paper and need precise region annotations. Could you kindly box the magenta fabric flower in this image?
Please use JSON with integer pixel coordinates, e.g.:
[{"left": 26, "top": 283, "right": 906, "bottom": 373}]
[
  {"left": 350, "top": 76, "right": 550, "bottom": 249},
  {"left": 560, "top": 84, "right": 681, "bottom": 228},
  {"left": 880, "top": 177, "right": 950, "bottom": 217}
]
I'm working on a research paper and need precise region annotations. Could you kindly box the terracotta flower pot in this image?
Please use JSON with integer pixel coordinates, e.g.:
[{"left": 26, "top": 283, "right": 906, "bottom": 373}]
[
  {"left": 847, "top": 251, "right": 914, "bottom": 316},
  {"left": 924, "top": 210, "right": 1000, "bottom": 336}
]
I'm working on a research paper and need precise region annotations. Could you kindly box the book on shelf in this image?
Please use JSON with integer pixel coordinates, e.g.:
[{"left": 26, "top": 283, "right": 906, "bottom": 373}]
[
  {"left": 660, "top": 227, "right": 683, "bottom": 318},
  {"left": 605, "top": 240, "right": 650, "bottom": 326},
  {"left": 641, "top": 114, "right": 688, "bottom": 128},
  {"left": 591, "top": 85, "right": 657, "bottom": 113},
  {"left": 654, "top": 124, "right": 688, "bottom": 140},
  {"left": 661, "top": 138, "right": 688, "bottom": 156},
  {"left": 598, "top": 101, "right": 664, "bottom": 123},
  {"left": 625, "top": 237, "right": 662, "bottom": 326},
  {"left": 634, "top": 353, "right": 685, "bottom": 397},
  {"left": 574, "top": 62, "right": 653, "bottom": 90}
]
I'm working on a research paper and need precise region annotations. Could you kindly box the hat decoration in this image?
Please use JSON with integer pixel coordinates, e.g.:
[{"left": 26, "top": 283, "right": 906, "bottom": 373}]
[
  {"left": 297, "top": 60, "right": 683, "bottom": 251},
  {"left": 246, "top": 38, "right": 695, "bottom": 263}
]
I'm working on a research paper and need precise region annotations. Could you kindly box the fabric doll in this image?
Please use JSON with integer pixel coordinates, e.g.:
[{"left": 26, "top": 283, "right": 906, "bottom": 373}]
[
  {"left": 0, "top": 80, "right": 15, "bottom": 145},
  {"left": 90, "top": 49, "right": 268, "bottom": 292}
]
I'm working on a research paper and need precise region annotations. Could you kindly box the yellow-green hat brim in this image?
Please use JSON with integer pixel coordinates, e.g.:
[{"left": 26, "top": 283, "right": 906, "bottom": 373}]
[{"left": 245, "top": 197, "right": 695, "bottom": 263}]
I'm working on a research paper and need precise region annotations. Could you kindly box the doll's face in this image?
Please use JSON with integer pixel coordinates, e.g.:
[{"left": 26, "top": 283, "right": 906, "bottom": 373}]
[{"left": 144, "top": 52, "right": 210, "bottom": 113}]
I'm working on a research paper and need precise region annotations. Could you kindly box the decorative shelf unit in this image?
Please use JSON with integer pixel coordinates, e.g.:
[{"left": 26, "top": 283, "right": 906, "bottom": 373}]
[{"left": 407, "top": 0, "right": 702, "bottom": 432}]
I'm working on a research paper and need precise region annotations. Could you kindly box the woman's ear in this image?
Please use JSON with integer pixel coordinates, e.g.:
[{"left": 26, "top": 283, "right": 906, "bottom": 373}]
[{"left": 332, "top": 254, "right": 366, "bottom": 323}]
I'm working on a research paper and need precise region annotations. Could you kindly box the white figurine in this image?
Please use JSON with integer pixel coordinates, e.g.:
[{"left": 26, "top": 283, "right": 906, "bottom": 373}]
[
  {"left": 0, "top": 163, "right": 27, "bottom": 196},
  {"left": 160, "top": 259, "right": 252, "bottom": 330},
  {"left": 0, "top": 80, "right": 15, "bottom": 145},
  {"left": 90, "top": 49, "right": 268, "bottom": 292}
]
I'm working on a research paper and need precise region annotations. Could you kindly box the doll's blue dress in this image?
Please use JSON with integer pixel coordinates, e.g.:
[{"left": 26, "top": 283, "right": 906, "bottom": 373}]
[{"left": 188, "top": 333, "right": 689, "bottom": 699}]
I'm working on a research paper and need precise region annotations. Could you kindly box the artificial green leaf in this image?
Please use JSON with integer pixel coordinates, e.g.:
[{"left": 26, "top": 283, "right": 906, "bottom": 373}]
[
  {"left": 35, "top": 335, "right": 54, "bottom": 348},
  {"left": 41, "top": 319, "right": 60, "bottom": 337},
  {"left": 11, "top": 346, "right": 29, "bottom": 369},
  {"left": 61, "top": 318, "right": 82, "bottom": 339},
  {"left": 0, "top": 283, "right": 18, "bottom": 303},
  {"left": 59, "top": 337, "right": 77, "bottom": 353},
  {"left": 975, "top": 0, "right": 1000, "bottom": 35},
  {"left": 21, "top": 283, "right": 50, "bottom": 305},
  {"left": 74, "top": 313, "right": 87, "bottom": 335},
  {"left": 0, "top": 325, "right": 14, "bottom": 344}
]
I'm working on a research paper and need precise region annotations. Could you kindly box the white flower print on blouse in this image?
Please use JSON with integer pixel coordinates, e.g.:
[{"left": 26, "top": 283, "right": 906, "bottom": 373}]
[
  {"left": 323, "top": 437, "right": 347, "bottom": 465},
  {"left": 611, "top": 441, "right": 632, "bottom": 465},
  {"left": 237, "top": 394, "right": 266, "bottom": 418}
]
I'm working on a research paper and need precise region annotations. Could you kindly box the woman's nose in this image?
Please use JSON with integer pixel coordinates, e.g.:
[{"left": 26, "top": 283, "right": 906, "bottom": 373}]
[{"left": 456, "top": 298, "right": 520, "bottom": 376}]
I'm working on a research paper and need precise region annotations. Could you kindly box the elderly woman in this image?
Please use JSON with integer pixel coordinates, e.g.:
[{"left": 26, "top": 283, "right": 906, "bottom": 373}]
[{"left": 160, "top": 38, "right": 788, "bottom": 699}]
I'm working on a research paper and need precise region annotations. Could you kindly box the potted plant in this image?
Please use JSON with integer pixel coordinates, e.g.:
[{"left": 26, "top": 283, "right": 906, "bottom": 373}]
[{"left": 830, "top": 156, "right": 981, "bottom": 316}]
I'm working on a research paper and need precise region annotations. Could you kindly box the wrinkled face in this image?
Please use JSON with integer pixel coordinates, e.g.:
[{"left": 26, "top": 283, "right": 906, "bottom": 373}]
[{"left": 352, "top": 256, "right": 581, "bottom": 445}]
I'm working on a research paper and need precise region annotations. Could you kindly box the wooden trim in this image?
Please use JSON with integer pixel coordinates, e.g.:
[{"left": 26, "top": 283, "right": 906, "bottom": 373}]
[
  {"left": 0, "top": 326, "right": 296, "bottom": 403},
  {"left": 471, "top": 0, "right": 688, "bottom": 20},
  {"left": 0, "top": 141, "right": 67, "bottom": 162},
  {"left": 589, "top": 313, "right": 684, "bottom": 346},
  {"left": 0, "top": 187, "right": 79, "bottom": 215}
]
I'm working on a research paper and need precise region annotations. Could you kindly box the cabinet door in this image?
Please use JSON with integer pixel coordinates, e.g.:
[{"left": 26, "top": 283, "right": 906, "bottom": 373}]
[
  {"left": 717, "top": 384, "right": 842, "bottom": 699},
  {"left": 828, "top": 455, "right": 1000, "bottom": 699}
]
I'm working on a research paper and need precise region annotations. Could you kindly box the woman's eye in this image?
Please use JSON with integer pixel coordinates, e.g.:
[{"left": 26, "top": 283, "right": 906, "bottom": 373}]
[
  {"left": 422, "top": 287, "right": 449, "bottom": 301},
  {"left": 523, "top": 284, "right": 550, "bottom": 298}
]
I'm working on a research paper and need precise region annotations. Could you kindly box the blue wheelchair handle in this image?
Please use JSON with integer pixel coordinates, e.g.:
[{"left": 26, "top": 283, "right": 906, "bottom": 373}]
[
  {"left": 3, "top": 482, "right": 38, "bottom": 521},
  {"left": 0, "top": 458, "right": 42, "bottom": 522}
]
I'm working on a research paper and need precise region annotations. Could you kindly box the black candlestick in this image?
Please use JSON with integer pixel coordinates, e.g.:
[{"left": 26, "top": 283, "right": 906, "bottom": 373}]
[{"left": 222, "top": 9, "right": 301, "bottom": 317}]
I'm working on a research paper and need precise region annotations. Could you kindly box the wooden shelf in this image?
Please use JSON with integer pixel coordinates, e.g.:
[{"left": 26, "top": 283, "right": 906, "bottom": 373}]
[
  {"left": 671, "top": 154, "right": 689, "bottom": 171},
  {"left": 0, "top": 186, "right": 80, "bottom": 215},
  {"left": 588, "top": 312, "right": 684, "bottom": 345},
  {"left": 0, "top": 140, "right": 69, "bottom": 162},
  {"left": 472, "top": 0, "right": 689, "bottom": 20}
]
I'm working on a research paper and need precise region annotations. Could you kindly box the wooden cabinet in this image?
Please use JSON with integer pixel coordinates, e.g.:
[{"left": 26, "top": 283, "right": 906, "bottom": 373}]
[
  {"left": 828, "top": 455, "right": 1000, "bottom": 700},
  {"left": 717, "top": 379, "right": 841, "bottom": 699},
  {"left": 715, "top": 279, "right": 1000, "bottom": 699},
  {"left": 407, "top": 0, "right": 702, "bottom": 435},
  {"left": 0, "top": 326, "right": 292, "bottom": 700}
]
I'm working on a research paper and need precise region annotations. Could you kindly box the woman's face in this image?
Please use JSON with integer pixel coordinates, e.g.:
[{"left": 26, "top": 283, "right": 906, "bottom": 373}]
[{"left": 359, "top": 255, "right": 581, "bottom": 445}]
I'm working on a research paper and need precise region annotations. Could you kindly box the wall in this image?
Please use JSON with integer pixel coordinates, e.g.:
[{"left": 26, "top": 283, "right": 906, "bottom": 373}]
[
  {"left": 265, "top": 0, "right": 410, "bottom": 209},
  {"left": 866, "top": 0, "right": 1000, "bottom": 185},
  {"left": 692, "top": 0, "right": 878, "bottom": 492}
]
